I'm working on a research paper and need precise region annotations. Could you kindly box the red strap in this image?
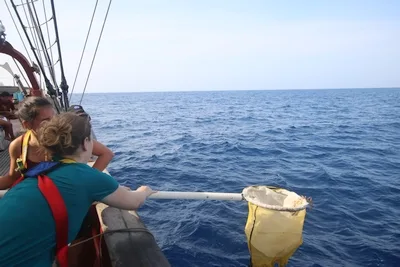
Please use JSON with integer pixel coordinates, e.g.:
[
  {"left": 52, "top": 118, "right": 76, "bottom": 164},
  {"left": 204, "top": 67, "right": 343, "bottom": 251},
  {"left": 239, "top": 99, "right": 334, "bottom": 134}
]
[
  {"left": 38, "top": 174, "right": 69, "bottom": 267},
  {"left": 11, "top": 175, "right": 24, "bottom": 188}
]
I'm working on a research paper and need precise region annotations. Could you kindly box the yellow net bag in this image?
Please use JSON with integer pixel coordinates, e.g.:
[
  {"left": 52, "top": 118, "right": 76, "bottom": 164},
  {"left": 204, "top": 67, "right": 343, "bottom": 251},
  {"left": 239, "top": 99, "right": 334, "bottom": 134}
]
[{"left": 243, "top": 186, "right": 309, "bottom": 267}]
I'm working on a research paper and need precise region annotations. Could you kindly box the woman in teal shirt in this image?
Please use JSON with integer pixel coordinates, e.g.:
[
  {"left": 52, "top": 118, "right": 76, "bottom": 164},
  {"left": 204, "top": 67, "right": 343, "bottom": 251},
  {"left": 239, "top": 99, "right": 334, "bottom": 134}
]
[{"left": 0, "top": 112, "right": 155, "bottom": 266}]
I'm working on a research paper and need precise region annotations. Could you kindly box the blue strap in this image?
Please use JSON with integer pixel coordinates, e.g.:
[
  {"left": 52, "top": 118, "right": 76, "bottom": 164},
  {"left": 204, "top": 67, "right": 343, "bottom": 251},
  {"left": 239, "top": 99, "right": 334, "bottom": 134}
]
[{"left": 24, "top": 161, "right": 61, "bottom": 177}]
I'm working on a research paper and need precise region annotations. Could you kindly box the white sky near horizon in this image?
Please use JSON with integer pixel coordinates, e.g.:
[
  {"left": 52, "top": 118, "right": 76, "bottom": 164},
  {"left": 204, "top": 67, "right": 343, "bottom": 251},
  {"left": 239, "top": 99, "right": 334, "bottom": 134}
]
[{"left": 0, "top": 0, "right": 399, "bottom": 93}]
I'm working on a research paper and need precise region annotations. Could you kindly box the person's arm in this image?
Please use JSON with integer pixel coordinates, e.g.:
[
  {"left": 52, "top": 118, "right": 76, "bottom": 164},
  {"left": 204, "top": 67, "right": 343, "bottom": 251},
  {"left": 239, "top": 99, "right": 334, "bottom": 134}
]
[
  {"left": 91, "top": 140, "right": 114, "bottom": 171},
  {"left": 0, "top": 138, "right": 22, "bottom": 189},
  {"left": 101, "top": 185, "right": 155, "bottom": 210},
  {"left": 85, "top": 170, "right": 155, "bottom": 210}
]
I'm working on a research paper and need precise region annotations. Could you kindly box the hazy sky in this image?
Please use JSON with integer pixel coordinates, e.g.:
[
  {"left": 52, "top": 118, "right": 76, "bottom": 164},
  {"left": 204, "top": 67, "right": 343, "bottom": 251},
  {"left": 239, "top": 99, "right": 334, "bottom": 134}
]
[{"left": 0, "top": 0, "right": 399, "bottom": 93}]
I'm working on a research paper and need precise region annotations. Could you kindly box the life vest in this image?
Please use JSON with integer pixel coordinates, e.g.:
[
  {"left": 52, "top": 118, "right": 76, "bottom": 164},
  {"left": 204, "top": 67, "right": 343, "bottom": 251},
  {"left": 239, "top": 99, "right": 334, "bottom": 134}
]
[
  {"left": 11, "top": 158, "right": 76, "bottom": 267},
  {"left": 15, "top": 130, "right": 32, "bottom": 174}
]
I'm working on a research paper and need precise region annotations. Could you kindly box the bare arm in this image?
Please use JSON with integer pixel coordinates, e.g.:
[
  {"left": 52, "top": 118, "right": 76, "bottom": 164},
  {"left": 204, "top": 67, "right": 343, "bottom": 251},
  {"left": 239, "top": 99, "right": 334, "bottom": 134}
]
[
  {"left": 101, "top": 185, "right": 155, "bottom": 210},
  {"left": 0, "top": 138, "right": 22, "bottom": 189},
  {"left": 91, "top": 140, "right": 114, "bottom": 171}
]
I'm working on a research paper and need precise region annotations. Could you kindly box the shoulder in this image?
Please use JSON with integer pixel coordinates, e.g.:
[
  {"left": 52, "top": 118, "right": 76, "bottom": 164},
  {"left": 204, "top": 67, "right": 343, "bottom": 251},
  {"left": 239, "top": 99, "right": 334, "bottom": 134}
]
[
  {"left": 54, "top": 163, "right": 119, "bottom": 201},
  {"left": 55, "top": 162, "right": 111, "bottom": 179},
  {"left": 57, "top": 162, "right": 96, "bottom": 173},
  {"left": 49, "top": 162, "right": 106, "bottom": 185},
  {"left": 9, "top": 135, "right": 23, "bottom": 157}
]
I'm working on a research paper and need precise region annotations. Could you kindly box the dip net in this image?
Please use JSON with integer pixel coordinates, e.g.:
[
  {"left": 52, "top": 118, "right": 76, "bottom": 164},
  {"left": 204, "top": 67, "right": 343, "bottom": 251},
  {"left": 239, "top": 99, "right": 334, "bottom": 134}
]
[{"left": 243, "top": 186, "right": 310, "bottom": 267}]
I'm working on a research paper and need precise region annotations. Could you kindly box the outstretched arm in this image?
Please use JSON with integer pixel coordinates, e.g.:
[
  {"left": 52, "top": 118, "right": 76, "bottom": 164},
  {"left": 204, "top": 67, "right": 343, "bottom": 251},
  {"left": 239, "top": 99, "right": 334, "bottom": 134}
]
[
  {"left": 102, "top": 185, "right": 155, "bottom": 210},
  {"left": 86, "top": 169, "right": 155, "bottom": 210},
  {"left": 91, "top": 140, "right": 114, "bottom": 171}
]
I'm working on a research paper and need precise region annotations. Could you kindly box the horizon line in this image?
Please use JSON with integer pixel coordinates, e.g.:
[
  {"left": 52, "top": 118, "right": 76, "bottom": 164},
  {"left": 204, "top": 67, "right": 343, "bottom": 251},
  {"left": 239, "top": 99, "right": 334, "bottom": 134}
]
[{"left": 72, "top": 87, "right": 400, "bottom": 94}]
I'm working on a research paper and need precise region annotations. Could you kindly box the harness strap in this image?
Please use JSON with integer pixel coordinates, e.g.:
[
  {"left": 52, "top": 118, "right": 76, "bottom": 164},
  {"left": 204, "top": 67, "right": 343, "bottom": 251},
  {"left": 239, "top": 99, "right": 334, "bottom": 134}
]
[
  {"left": 38, "top": 174, "right": 69, "bottom": 267},
  {"left": 11, "top": 175, "right": 24, "bottom": 187},
  {"left": 15, "top": 130, "right": 32, "bottom": 174},
  {"left": 21, "top": 130, "right": 31, "bottom": 168},
  {"left": 11, "top": 159, "right": 76, "bottom": 267},
  {"left": 59, "top": 159, "right": 76, "bottom": 164}
]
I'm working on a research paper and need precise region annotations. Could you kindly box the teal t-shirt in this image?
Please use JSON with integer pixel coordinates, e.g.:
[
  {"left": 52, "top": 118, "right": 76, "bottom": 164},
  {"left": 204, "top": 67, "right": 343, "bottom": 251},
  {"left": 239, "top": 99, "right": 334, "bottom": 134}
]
[{"left": 0, "top": 163, "right": 119, "bottom": 266}]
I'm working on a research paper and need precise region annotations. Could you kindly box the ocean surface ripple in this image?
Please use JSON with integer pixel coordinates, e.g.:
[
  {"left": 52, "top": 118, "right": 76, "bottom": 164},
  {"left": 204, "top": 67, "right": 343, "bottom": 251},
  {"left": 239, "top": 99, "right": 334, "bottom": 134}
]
[{"left": 78, "top": 88, "right": 400, "bottom": 267}]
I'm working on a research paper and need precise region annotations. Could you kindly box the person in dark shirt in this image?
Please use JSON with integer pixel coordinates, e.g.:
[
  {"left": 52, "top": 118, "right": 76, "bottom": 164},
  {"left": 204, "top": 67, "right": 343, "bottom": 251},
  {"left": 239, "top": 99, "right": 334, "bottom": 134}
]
[
  {"left": 0, "top": 92, "right": 17, "bottom": 120},
  {"left": 0, "top": 117, "right": 14, "bottom": 141},
  {"left": 0, "top": 92, "right": 15, "bottom": 140}
]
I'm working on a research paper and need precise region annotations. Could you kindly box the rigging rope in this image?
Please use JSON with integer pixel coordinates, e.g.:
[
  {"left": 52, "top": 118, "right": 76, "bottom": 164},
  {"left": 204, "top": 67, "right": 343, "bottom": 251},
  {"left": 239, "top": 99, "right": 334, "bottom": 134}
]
[
  {"left": 79, "top": 0, "right": 113, "bottom": 105},
  {"left": 12, "top": 57, "right": 31, "bottom": 88},
  {"left": 21, "top": 0, "right": 44, "bottom": 68},
  {"left": 50, "top": 0, "right": 69, "bottom": 110},
  {"left": 15, "top": 0, "right": 65, "bottom": 108},
  {"left": 10, "top": 0, "right": 57, "bottom": 97},
  {"left": 69, "top": 0, "right": 99, "bottom": 102},
  {"left": 27, "top": 0, "right": 58, "bottom": 91},
  {"left": 3, "top": 0, "right": 32, "bottom": 62},
  {"left": 6, "top": 0, "right": 112, "bottom": 109},
  {"left": 4, "top": 0, "right": 61, "bottom": 114},
  {"left": 42, "top": 0, "right": 56, "bottom": 84},
  {"left": 30, "top": 1, "right": 57, "bottom": 86}
]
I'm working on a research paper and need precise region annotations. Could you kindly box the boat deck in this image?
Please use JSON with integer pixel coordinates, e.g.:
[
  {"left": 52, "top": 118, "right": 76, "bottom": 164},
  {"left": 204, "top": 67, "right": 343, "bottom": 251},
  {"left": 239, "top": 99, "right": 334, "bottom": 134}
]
[
  {"left": 0, "top": 147, "right": 9, "bottom": 175},
  {"left": 0, "top": 119, "right": 24, "bottom": 175}
]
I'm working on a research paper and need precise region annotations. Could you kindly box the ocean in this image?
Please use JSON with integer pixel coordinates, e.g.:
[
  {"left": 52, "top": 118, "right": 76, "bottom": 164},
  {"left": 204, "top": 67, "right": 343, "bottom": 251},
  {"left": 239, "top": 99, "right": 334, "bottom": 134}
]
[{"left": 76, "top": 88, "right": 400, "bottom": 267}]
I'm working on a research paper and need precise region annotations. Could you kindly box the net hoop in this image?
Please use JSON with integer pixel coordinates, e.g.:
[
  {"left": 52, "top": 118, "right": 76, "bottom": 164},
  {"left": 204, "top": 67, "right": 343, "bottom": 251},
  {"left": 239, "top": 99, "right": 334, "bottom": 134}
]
[{"left": 242, "top": 186, "right": 309, "bottom": 212}]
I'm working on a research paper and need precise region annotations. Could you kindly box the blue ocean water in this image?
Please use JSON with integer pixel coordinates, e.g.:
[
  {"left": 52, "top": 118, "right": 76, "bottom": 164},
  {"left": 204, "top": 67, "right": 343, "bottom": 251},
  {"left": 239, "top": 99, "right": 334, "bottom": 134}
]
[{"left": 76, "top": 88, "right": 400, "bottom": 267}]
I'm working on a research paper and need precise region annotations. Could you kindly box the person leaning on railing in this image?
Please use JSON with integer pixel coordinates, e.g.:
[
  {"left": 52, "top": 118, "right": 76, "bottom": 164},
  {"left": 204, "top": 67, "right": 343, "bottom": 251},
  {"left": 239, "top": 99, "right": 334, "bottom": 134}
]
[
  {"left": 0, "top": 112, "right": 155, "bottom": 267},
  {"left": 0, "top": 96, "right": 114, "bottom": 190}
]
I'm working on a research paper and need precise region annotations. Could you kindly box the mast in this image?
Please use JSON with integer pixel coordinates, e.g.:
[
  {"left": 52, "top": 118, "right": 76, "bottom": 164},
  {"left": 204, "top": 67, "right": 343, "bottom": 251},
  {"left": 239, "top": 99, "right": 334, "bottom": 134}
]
[{"left": 0, "top": 20, "right": 42, "bottom": 96}]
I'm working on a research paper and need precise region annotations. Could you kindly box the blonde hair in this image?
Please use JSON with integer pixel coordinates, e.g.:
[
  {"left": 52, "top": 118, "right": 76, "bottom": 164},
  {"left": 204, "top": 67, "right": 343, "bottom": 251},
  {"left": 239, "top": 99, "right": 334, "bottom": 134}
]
[
  {"left": 17, "top": 96, "right": 53, "bottom": 122},
  {"left": 38, "top": 112, "right": 91, "bottom": 156}
]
